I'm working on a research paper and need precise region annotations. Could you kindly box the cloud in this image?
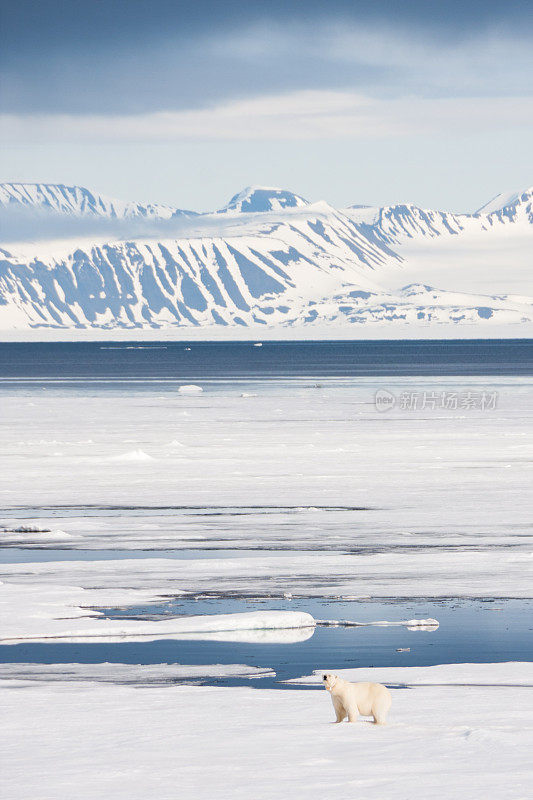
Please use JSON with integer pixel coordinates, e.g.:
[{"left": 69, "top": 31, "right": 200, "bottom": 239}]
[
  {"left": 216, "top": 21, "right": 533, "bottom": 90},
  {"left": 1, "top": 90, "right": 532, "bottom": 144},
  {"left": 1, "top": 14, "right": 532, "bottom": 115},
  {"left": 299, "top": 23, "right": 533, "bottom": 96},
  {"left": 0, "top": 205, "right": 194, "bottom": 244}
]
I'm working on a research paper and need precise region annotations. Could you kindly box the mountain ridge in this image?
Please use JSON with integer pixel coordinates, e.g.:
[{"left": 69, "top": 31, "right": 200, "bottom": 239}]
[
  {"left": 0, "top": 182, "right": 196, "bottom": 221},
  {"left": 0, "top": 181, "right": 531, "bottom": 332},
  {"left": 219, "top": 186, "right": 309, "bottom": 214}
]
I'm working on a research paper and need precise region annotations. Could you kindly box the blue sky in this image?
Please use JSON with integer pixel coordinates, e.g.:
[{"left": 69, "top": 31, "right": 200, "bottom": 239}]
[{"left": 0, "top": 0, "right": 531, "bottom": 211}]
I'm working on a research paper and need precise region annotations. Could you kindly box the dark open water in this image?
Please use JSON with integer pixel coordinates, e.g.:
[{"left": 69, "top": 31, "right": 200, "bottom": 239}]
[{"left": 0, "top": 339, "right": 532, "bottom": 379}]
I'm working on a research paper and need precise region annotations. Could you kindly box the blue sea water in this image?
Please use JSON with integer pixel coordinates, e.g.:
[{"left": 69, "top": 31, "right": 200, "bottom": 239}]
[
  {"left": 0, "top": 339, "right": 532, "bottom": 380},
  {"left": 1, "top": 597, "right": 531, "bottom": 688}
]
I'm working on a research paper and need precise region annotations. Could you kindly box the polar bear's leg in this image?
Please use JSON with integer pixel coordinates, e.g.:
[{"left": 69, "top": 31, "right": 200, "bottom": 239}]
[
  {"left": 347, "top": 705, "right": 360, "bottom": 723},
  {"left": 372, "top": 698, "right": 390, "bottom": 725},
  {"left": 333, "top": 697, "right": 346, "bottom": 723}
]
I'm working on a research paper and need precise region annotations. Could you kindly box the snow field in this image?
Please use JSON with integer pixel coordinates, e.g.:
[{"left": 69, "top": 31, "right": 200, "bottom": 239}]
[{"left": 1, "top": 662, "right": 532, "bottom": 800}]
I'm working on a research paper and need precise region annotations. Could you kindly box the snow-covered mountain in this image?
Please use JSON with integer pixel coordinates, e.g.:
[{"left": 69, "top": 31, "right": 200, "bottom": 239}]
[
  {"left": 346, "top": 203, "right": 468, "bottom": 245},
  {"left": 0, "top": 182, "right": 531, "bottom": 332},
  {"left": 219, "top": 186, "right": 308, "bottom": 214},
  {"left": 476, "top": 187, "right": 533, "bottom": 225},
  {"left": 0, "top": 183, "right": 193, "bottom": 220},
  {"left": 346, "top": 187, "right": 533, "bottom": 244}
]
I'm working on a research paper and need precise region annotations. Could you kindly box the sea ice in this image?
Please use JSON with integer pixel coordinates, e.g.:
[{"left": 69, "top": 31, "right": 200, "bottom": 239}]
[
  {"left": 109, "top": 449, "right": 154, "bottom": 462},
  {"left": 0, "top": 662, "right": 275, "bottom": 684},
  {"left": 317, "top": 617, "right": 439, "bottom": 629},
  {"left": 0, "top": 585, "right": 315, "bottom": 643},
  {"left": 178, "top": 384, "right": 203, "bottom": 393},
  {"left": 0, "top": 528, "right": 73, "bottom": 545},
  {"left": 0, "top": 375, "right": 531, "bottom": 800},
  {"left": 1, "top": 661, "right": 531, "bottom": 800}
]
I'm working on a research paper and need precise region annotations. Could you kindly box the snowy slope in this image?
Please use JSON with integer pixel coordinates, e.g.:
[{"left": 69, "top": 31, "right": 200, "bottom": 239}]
[
  {"left": 0, "top": 202, "right": 401, "bottom": 329},
  {"left": 219, "top": 185, "right": 308, "bottom": 214},
  {"left": 346, "top": 185, "right": 533, "bottom": 244},
  {"left": 347, "top": 203, "right": 470, "bottom": 244},
  {"left": 0, "top": 182, "right": 193, "bottom": 220},
  {"left": 477, "top": 186, "right": 533, "bottom": 222},
  {"left": 0, "top": 182, "right": 531, "bottom": 331}
]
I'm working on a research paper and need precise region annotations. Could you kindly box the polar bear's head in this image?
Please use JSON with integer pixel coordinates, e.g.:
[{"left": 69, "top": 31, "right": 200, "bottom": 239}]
[{"left": 322, "top": 673, "right": 338, "bottom": 691}]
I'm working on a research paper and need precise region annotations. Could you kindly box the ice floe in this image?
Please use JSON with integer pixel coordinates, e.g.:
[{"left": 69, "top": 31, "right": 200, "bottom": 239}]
[
  {"left": 0, "top": 582, "right": 315, "bottom": 643},
  {"left": 3, "top": 544, "right": 530, "bottom": 600},
  {"left": 0, "top": 662, "right": 275, "bottom": 684},
  {"left": 0, "top": 528, "right": 73, "bottom": 545},
  {"left": 317, "top": 617, "right": 439, "bottom": 629},
  {"left": 178, "top": 384, "right": 203, "bottom": 393},
  {"left": 108, "top": 449, "right": 154, "bottom": 462}
]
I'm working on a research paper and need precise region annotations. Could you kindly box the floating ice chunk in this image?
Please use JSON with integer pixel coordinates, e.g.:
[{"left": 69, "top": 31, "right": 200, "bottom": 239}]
[
  {"left": 50, "top": 530, "right": 72, "bottom": 540},
  {"left": 178, "top": 384, "right": 203, "bottom": 394},
  {"left": 109, "top": 450, "right": 154, "bottom": 462},
  {"left": 335, "top": 595, "right": 371, "bottom": 601},
  {"left": 171, "top": 626, "right": 315, "bottom": 644},
  {"left": 161, "top": 610, "right": 315, "bottom": 635},
  {"left": 317, "top": 620, "right": 343, "bottom": 627},
  {"left": 317, "top": 617, "right": 439, "bottom": 630},
  {"left": 240, "top": 393, "right": 257, "bottom": 398},
  {"left": 253, "top": 342, "right": 263, "bottom": 347},
  {"left": 1, "top": 608, "right": 316, "bottom": 644},
  {"left": 406, "top": 618, "right": 440, "bottom": 631}
]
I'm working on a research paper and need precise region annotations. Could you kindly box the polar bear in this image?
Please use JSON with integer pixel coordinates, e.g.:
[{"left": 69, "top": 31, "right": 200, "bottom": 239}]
[{"left": 322, "top": 673, "right": 392, "bottom": 724}]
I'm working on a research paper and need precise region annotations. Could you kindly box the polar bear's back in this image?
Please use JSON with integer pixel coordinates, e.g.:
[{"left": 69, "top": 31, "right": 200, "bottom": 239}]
[{"left": 352, "top": 681, "right": 392, "bottom": 717}]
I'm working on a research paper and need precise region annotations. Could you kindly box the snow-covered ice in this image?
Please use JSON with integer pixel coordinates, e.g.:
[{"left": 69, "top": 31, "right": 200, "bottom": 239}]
[
  {"left": 0, "top": 587, "right": 315, "bottom": 642},
  {"left": 0, "top": 661, "right": 276, "bottom": 684},
  {"left": 108, "top": 449, "right": 154, "bottom": 462},
  {"left": 0, "top": 528, "right": 73, "bottom": 544},
  {"left": 2, "top": 662, "right": 532, "bottom": 800},
  {"left": 1, "top": 377, "right": 531, "bottom": 606},
  {"left": 178, "top": 384, "right": 203, "bottom": 393},
  {"left": 317, "top": 617, "right": 439, "bottom": 629}
]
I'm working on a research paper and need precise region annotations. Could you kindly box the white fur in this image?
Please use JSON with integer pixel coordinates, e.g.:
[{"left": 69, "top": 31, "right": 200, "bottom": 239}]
[{"left": 322, "top": 673, "right": 392, "bottom": 724}]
